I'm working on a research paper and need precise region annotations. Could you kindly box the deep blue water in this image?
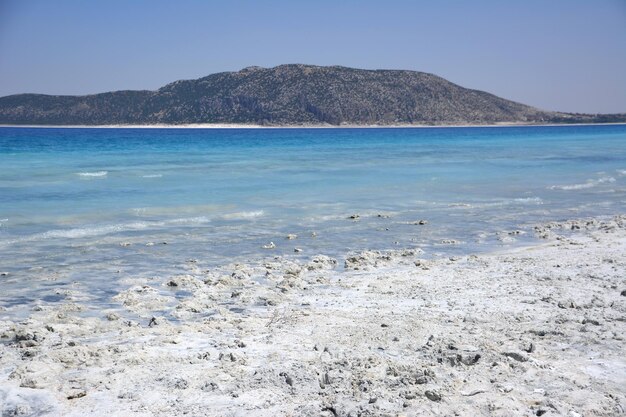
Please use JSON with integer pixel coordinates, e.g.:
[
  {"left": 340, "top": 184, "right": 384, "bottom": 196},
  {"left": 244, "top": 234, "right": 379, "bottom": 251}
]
[{"left": 1, "top": 125, "right": 625, "bottom": 315}]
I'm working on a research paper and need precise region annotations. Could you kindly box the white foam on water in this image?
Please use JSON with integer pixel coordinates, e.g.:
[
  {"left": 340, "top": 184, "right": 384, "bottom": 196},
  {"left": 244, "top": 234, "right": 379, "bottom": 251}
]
[
  {"left": 1, "top": 223, "right": 149, "bottom": 246},
  {"left": 43, "top": 216, "right": 213, "bottom": 239},
  {"left": 517, "top": 197, "right": 543, "bottom": 205},
  {"left": 221, "top": 210, "right": 265, "bottom": 220},
  {"left": 552, "top": 183, "right": 596, "bottom": 190},
  {"left": 169, "top": 216, "right": 212, "bottom": 224},
  {"left": 0, "top": 215, "right": 218, "bottom": 247},
  {"left": 130, "top": 204, "right": 223, "bottom": 217},
  {"left": 449, "top": 197, "right": 543, "bottom": 210},
  {"left": 40, "top": 222, "right": 154, "bottom": 239},
  {"left": 617, "top": 169, "right": 626, "bottom": 176},
  {"left": 142, "top": 174, "right": 163, "bottom": 178},
  {"left": 549, "top": 176, "right": 616, "bottom": 191},
  {"left": 77, "top": 171, "right": 108, "bottom": 177}
]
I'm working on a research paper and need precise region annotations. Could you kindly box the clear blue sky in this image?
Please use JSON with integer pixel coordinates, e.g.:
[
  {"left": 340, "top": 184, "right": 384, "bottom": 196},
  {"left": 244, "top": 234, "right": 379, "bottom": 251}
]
[{"left": 1, "top": 0, "right": 625, "bottom": 113}]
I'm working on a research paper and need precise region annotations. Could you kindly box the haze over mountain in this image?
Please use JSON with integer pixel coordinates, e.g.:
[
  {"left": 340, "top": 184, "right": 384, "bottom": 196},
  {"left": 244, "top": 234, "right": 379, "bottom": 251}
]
[{"left": 0, "top": 65, "right": 624, "bottom": 126}]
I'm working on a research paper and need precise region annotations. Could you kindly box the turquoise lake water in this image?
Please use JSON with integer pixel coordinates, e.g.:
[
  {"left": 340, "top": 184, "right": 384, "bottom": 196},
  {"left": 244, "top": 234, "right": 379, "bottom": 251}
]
[{"left": 1, "top": 125, "right": 625, "bottom": 314}]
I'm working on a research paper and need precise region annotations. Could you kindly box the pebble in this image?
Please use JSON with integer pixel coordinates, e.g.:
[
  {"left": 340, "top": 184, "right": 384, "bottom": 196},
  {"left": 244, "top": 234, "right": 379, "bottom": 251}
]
[
  {"left": 461, "top": 389, "right": 486, "bottom": 397},
  {"left": 425, "top": 390, "right": 441, "bottom": 402},
  {"left": 414, "top": 369, "right": 434, "bottom": 385},
  {"left": 294, "top": 248, "right": 302, "bottom": 253},
  {"left": 218, "top": 352, "right": 237, "bottom": 362},
  {"left": 106, "top": 313, "right": 121, "bottom": 321},
  {"left": 280, "top": 372, "right": 294, "bottom": 387},
  {"left": 286, "top": 234, "right": 297, "bottom": 240},
  {"left": 441, "top": 239, "right": 459, "bottom": 245},
  {"left": 459, "top": 353, "right": 481, "bottom": 366},
  {"left": 414, "top": 260, "right": 429, "bottom": 270},
  {"left": 502, "top": 351, "right": 528, "bottom": 362},
  {"left": 306, "top": 255, "right": 338, "bottom": 270},
  {"left": 15, "top": 332, "right": 36, "bottom": 343},
  {"left": 415, "top": 376, "right": 428, "bottom": 384},
  {"left": 67, "top": 391, "right": 87, "bottom": 400}
]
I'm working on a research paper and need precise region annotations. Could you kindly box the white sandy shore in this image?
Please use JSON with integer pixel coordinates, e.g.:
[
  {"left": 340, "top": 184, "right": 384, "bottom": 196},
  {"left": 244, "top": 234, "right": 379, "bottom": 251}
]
[
  {"left": 1, "top": 216, "right": 625, "bottom": 416},
  {"left": 1, "top": 122, "right": 626, "bottom": 129}
]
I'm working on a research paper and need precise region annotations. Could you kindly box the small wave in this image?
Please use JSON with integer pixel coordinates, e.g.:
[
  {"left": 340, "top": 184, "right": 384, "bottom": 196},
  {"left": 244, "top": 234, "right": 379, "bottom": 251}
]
[
  {"left": 221, "top": 210, "right": 265, "bottom": 220},
  {"left": 0, "top": 221, "right": 159, "bottom": 246},
  {"left": 448, "top": 197, "right": 542, "bottom": 209},
  {"left": 142, "top": 174, "right": 163, "bottom": 178},
  {"left": 0, "top": 216, "right": 215, "bottom": 247},
  {"left": 514, "top": 197, "right": 543, "bottom": 204},
  {"left": 40, "top": 222, "right": 154, "bottom": 239},
  {"left": 617, "top": 169, "right": 626, "bottom": 176},
  {"left": 77, "top": 171, "right": 108, "bottom": 177},
  {"left": 551, "top": 183, "right": 595, "bottom": 190},
  {"left": 549, "top": 176, "right": 615, "bottom": 191},
  {"left": 168, "top": 216, "right": 211, "bottom": 224},
  {"left": 307, "top": 214, "right": 349, "bottom": 221},
  {"left": 130, "top": 204, "right": 223, "bottom": 217}
]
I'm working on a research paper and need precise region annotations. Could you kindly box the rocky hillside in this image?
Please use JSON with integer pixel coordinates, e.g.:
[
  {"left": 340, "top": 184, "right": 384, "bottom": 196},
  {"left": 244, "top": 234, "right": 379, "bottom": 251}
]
[{"left": 0, "top": 64, "right": 624, "bottom": 125}]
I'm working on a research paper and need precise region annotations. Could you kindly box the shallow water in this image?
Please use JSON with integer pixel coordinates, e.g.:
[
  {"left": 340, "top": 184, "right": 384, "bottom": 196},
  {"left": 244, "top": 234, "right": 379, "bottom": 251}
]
[{"left": 1, "top": 125, "right": 625, "bottom": 316}]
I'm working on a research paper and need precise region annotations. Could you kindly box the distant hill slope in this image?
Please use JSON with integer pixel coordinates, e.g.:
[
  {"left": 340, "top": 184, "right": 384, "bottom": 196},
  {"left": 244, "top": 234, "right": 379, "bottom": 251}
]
[{"left": 1, "top": 64, "right": 624, "bottom": 126}]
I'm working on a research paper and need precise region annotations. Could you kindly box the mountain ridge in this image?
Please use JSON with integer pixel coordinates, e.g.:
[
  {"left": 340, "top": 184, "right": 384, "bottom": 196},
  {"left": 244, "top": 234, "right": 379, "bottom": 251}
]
[{"left": 1, "top": 64, "right": 624, "bottom": 126}]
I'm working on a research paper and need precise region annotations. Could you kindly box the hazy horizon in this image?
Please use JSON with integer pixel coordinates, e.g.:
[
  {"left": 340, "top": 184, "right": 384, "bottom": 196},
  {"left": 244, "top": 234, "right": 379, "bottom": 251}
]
[{"left": 1, "top": 0, "right": 625, "bottom": 114}]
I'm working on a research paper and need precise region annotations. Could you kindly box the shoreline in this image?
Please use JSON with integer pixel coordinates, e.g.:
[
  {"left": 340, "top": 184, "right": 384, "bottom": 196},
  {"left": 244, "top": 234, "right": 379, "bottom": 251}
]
[
  {"left": 1, "top": 214, "right": 625, "bottom": 416},
  {"left": 1, "top": 122, "right": 626, "bottom": 129}
]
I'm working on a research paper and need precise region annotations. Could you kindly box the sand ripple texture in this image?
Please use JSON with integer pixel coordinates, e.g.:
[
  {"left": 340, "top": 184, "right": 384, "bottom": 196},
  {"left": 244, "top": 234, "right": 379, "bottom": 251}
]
[{"left": 1, "top": 216, "right": 625, "bottom": 416}]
